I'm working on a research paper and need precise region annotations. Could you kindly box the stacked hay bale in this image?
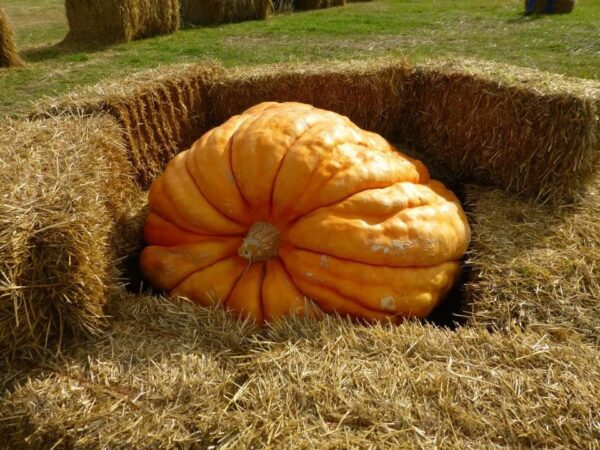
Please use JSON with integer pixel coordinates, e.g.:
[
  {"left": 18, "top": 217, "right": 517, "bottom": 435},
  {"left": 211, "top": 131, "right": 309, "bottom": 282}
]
[
  {"left": 64, "top": 0, "right": 180, "bottom": 46},
  {"left": 400, "top": 59, "right": 600, "bottom": 204},
  {"left": 0, "top": 8, "right": 24, "bottom": 68},
  {"left": 0, "top": 63, "right": 221, "bottom": 358},
  {"left": 0, "top": 116, "right": 145, "bottom": 358},
  {"left": 180, "top": 0, "right": 272, "bottom": 26},
  {"left": 208, "top": 59, "right": 410, "bottom": 138},
  {"left": 35, "top": 63, "right": 223, "bottom": 189}
]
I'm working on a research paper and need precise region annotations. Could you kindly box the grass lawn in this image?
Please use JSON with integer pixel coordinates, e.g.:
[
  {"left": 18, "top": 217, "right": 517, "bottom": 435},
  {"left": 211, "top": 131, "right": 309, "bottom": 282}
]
[{"left": 1, "top": 0, "right": 599, "bottom": 117}]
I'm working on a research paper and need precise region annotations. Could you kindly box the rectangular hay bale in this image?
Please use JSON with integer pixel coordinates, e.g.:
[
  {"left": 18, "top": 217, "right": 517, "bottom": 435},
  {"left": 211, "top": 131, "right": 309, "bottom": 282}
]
[
  {"left": 35, "top": 64, "right": 224, "bottom": 189},
  {"left": 207, "top": 59, "right": 411, "bottom": 139},
  {"left": 399, "top": 59, "right": 600, "bottom": 203},
  {"left": 181, "top": 0, "right": 272, "bottom": 25},
  {"left": 0, "top": 115, "right": 145, "bottom": 358},
  {"left": 64, "top": 0, "right": 180, "bottom": 45}
]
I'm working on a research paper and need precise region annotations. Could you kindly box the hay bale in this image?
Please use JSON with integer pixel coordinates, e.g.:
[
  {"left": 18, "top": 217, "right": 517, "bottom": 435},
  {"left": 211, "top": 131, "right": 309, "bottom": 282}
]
[
  {"left": 0, "top": 115, "right": 145, "bottom": 358},
  {"left": 0, "top": 8, "right": 24, "bottom": 68},
  {"left": 181, "top": 0, "right": 272, "bottom": 26},
  {"left": 400, "top": 59, "right": 600, "bottom": 203},
  {"left": 35, "top": 57, "right": 600, "bottom": 202},
  {"left": 272, "top": 0, "right": 294, "bottom": 12},
  {"left": 294, "top": 0, "right": 346, "bottom": 9},
  {"left": 64, "top": 0, "right": 180, "bottom": 46},
  {"left": 208, "top": 59, "right": 410, "bottom": 138},
  {"left": 525, "top": 0, "right": 575, "bottom": 14},
  {"left": 35, "top": 64, "right": 223, "bottom": 189},
  {"left": 465, "top": 173, "right": 600, "bottom": 345},
  {"left": 1, "top": 293, "right": 599, "bottom": 447}
]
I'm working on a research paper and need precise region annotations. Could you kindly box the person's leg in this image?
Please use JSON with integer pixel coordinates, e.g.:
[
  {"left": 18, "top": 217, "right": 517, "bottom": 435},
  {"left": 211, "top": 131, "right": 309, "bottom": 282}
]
[{"left": 545, "top": 0, "right": 556, "bottom": 13}]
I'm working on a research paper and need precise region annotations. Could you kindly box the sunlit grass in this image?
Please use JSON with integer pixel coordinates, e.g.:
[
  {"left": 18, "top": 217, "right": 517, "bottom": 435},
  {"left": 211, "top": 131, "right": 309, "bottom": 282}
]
[{"left": 1, "top": 0, "right": 599, "bottom": 116}]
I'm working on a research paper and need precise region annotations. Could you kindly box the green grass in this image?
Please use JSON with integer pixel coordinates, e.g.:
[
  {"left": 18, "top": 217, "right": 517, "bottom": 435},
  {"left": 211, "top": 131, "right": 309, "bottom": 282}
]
[{"left": 1, "top": 0, "right": 599, "bottom": 116}]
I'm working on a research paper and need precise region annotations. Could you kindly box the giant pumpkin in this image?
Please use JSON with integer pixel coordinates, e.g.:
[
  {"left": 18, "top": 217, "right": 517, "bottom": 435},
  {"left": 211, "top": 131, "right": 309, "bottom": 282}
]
[{"left": 140, "top": 102, "right": 471, "bottom": 323}]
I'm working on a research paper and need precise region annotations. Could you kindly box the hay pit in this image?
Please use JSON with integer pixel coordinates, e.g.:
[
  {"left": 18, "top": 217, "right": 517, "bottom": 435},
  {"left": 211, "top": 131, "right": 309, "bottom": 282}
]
[
  {"left": 64, "top": 0, "right": 180, "bottom": 45},
  {"left": 26, "top": 58, "right": 600, "bottom": 335},
  {"left": 1, "top": 57, "right": 600, "bottom": 447}
]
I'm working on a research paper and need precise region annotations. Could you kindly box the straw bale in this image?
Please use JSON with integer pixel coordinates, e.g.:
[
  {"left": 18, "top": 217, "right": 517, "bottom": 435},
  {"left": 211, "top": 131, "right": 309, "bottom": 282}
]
[
  {"left": 0, "top": 7, "right": 24, "bottom": 68},
  {"left": 1, "top": 293, "right": 599, "bottom": 448},
  {"left": 208, "top": 59, "right": 410, "bottom": 138},
  {"left": 181, "top": 0, "right": 272, "bottom": 26},
  {"left": 272, "top": 0, "right": 294, "bottom": 12},
  {"left": 526, "top": 0, "right": 575, "bottom": 14},
  {"left": 64, "top": 0, "right": 180, "bottom": 46},
  {"left": 35, "top": 64, "right": 224, "bottom": 189},
  {"left": 34, "top": 57, "right": 599, "bottom": 200},
  {"left": 0, "top": 115, "right": 145, "bottom": 358},
  {"left": 465, "top": 173, "right": 600, "bottom": 345},
  {"left": 400, "top": 59, "right": 600, "bottom": 203},
  {"left": 294, "top": 0, "right": 346, "bottom": 9}
]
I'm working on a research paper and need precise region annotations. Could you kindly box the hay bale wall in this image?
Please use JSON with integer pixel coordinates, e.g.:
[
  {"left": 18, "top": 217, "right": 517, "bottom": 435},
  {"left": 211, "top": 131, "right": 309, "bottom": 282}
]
[
  {"left": 1, "top": 294, "right": 599, "bottom": 448},
  {"left": 36, "top": 64, "right": 223, "bottom": 189},
  {"left": 64, "top": 0, "right": 180, "bottom": 46},
  {"left": 400, "top": 60, "right": 600, "bottom": 203},
  {"left": 19, "top": 59, "right": 600, "bottom": 352},
  {"left": 38, "top": 59, "right": 599, "bottom": 202},
  {"left": 208, "top": 60, "right": 410, "bottom": 138},
  {"left": 0, "top": 116, "right": 145, "bottom": 358},
  {"left": 181, "top": 0, "right": 272, "bottom": 26},
  {"left": 0, "top": 8, "right": 24, "bottom": 68},
  {"left": 465, "top": 175, "right": 600, "bottom": 345}
]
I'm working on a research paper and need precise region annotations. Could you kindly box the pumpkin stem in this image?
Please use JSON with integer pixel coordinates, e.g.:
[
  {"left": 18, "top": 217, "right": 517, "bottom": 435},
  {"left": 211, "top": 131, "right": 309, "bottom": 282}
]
[{"left": 238, "top": 222, "right": 280, "bottom": 262}]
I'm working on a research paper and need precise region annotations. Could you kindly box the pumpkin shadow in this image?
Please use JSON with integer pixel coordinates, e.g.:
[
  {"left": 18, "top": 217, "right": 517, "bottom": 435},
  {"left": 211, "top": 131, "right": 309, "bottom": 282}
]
[
  {"left": 391, "top": 143, "right": 472, "bottom": 330},
  {"left": 425, "top": 263, "right": 470, "bottom": 329}
]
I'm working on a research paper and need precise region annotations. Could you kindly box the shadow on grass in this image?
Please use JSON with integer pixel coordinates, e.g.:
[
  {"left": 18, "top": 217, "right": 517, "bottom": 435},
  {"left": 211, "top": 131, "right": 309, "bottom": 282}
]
[
  {"left": 506, "top": 12, "right": 546, "bottom": 24},
  {"left": 506, "top": 9, "right": 574, "bottom": 24},
  {"left": 21, "top": 39, "right": 119, "bottom": 63}
]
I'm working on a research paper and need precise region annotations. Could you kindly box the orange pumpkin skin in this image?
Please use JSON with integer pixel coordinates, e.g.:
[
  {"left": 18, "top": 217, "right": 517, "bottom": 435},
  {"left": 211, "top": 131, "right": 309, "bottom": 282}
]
[{"left": 140, "top": 102, "right": 471, "bottom": 324}]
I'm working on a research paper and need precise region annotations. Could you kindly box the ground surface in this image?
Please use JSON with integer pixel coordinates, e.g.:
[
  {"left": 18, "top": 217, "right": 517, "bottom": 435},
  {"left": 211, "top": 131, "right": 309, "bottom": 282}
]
[{"left": 1, "top": 0, "right": 599, "bottom": 117}]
